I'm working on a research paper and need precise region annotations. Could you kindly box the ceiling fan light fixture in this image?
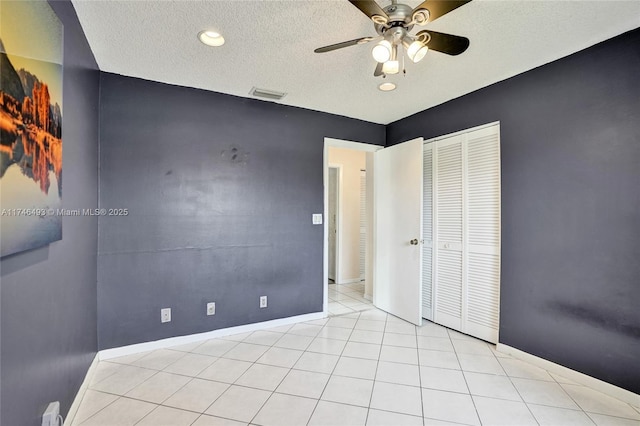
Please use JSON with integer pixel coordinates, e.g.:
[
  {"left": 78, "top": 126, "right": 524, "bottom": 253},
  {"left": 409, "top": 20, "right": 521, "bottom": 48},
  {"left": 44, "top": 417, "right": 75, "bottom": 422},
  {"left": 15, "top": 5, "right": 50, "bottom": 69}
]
[
  {"left": 372, "top": 40, "right": 392, "bottom": 63},
  {"left": 378, "top": 82, "right": 396, "bottom": 92},
  {"left": 412, "top": 8, "right": 430, "bottom": 25},
  {"left": 371, "top": 14, "right": 388, "bottom": 25},
  {"left": 198, "top": 30, "right": 225, "bottom": 47},
  {"left": 382, "top": 60, "right": 399, "bottom": 75},
  {"left": 407, "top": 40, "right": 428, "bottom": 63}
]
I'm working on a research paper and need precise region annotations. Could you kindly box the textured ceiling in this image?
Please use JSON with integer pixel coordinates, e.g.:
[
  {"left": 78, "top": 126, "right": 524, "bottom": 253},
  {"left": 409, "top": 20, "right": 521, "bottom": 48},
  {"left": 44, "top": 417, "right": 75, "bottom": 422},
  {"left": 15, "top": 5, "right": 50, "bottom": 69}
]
[{"left": 71, "top": 0, "right": 640, "bottom": 124}]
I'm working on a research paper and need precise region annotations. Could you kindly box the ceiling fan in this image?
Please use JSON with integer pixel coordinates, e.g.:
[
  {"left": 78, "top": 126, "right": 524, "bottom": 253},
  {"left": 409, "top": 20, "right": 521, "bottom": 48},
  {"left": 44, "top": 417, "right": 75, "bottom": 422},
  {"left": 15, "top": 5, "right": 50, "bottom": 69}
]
[{"left": 314, "top": 0, "right": 472, "bottom": 77}]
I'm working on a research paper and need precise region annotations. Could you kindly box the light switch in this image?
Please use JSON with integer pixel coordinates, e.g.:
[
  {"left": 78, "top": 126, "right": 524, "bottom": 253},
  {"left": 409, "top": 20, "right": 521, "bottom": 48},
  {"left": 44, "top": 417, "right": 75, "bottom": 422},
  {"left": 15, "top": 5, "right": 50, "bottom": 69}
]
[{"left": 312, "top": 214, "right": 323, "bottom": 225}]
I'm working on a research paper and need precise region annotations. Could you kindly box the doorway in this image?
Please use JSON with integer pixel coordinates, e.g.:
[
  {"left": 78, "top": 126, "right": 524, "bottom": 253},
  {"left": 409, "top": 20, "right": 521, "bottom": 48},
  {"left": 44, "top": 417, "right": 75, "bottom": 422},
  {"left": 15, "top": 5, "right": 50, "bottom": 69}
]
[{"left": 323, "top": 138, "right": 382, "bottom": 316}]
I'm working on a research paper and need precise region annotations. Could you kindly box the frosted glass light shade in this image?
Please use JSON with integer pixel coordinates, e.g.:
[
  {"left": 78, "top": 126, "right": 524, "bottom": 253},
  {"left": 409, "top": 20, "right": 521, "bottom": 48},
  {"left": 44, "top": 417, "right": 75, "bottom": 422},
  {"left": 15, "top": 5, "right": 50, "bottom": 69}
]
[
  {"left": 372, "top": 40, "right": 392, "bottom": 63},
  {"left": 407, "top": 40, "right": 428, "bottom": 63},
  {"left": 382, "top": 60, "right": 399, "bottom": 74}
]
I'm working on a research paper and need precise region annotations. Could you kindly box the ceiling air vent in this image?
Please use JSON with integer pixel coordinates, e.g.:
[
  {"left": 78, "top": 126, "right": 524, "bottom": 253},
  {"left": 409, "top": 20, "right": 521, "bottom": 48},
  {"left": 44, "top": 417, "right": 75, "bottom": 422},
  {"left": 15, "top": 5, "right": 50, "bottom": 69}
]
[{"left": 249, "top": 87, "right": 287, "bottom": 101}]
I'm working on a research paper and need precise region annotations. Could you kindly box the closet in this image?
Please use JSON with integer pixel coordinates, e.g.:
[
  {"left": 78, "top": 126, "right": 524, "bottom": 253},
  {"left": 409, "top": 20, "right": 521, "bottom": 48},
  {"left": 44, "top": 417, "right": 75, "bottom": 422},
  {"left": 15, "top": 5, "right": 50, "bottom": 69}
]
[{"left": 422, "top": 123, "right": 501, "bottom": 344}]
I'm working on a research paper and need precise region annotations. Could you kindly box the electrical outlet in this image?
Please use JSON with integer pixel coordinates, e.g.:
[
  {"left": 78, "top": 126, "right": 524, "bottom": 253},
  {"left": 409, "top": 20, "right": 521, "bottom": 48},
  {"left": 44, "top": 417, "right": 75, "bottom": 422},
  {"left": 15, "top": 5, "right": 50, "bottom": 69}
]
[
  {"left": 207, "top": 302, "right": 216, "bottom": 316},
  {"left": 260, "top": 296, "right": 267, "bottom": 308},
  {"left": 161, "top": 307, "right": 171, "bottom": 323},
  {"left": 42, "top": 401, "right": 60, "bottom": 426}
]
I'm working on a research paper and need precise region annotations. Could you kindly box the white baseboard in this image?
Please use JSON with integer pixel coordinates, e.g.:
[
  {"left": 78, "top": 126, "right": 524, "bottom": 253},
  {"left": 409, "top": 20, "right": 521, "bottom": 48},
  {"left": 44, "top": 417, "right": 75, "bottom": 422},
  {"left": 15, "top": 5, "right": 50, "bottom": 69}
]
[
  {"left": 66, "top": 312, "right": 325, "bottom": 424},
  {"left": 66, "top": 353, "right": 99, "bottom": 426},
  {"left": 496, "top": 343, "right": 640, "bottom": 408},
  {"left": 363, "top": 293, "right": 372, "bottom": 301},
  {"left": 336, "top": 278, "right": 362, "bottom": 285},
  {"left": 99, "top": 311, "right": 325, "bottom": 360}
]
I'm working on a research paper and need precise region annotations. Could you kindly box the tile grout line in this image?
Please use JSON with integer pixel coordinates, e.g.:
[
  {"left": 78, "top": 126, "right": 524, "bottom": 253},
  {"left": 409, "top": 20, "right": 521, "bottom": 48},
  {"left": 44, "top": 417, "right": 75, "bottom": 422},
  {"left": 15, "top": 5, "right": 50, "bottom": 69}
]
[
  {"left": 101, "top": 351, "right": 238, "bottom": 424},
  {"left": 328, "top": 282, "right": 373, "bottom": 315},
  {"left": 215, "top": 323, "right": 302, "bottom": 425},
  {"left": 557, "top": 380, "right": 640, "bottom": 423},
  {"left": 554, "top": 375, "right": 640, "bottom": 422},
  {"left": 543, "top": 368, "right": 598, "bottom": 424},
  {"left": 305, "top": 310, "right": 363, "bottom": 425},
  {"left": 266, "top": 309, "right": 358, "bottom": 423},
  {"left": 272, "top": 321, "right": 327, "bottom": 424},
  {"left": 85, "top": 361, "right": 126, "bottom": 388},
  {"left": 81, "top": 357, "right": 170, "bottom": 424},
  {"left": 362, "top": 310, "right": 388, "bottom": 425},
  {"left": 73, "top": 391, "right": 120, "bottom": 426},
  {"left": 493, "top": 346, "right": 600, "bottom": 421},
  {"left": 492, "top": 349, "right": 541, "bottom": 426},
  {"left": 89, "top": 319, "right": 406, "bottom": 424},
  {"left": 415, "top": 319, "right": 426, "bottom": 423},
  {"left": 494, "top": 348, "right": 633, "bottom": 424},
  {"left": 78, "top": 310, "right": 640, "bottom": 426},
  {"left": 170, "top": 326, "right": 282, "bottom": 423},
  {"left": 88, "top": 322, "right": 451, "bottom": 424},
  {"left": 448, "top": 328, "right": 483, "bottom": 426},
  {"left": 136, "top": 348, "right": 231, "bottom": 420},
  {"left": 584, "top": 410, "right": 640, "bottom": 423},
  {"left": 230, "top": 309, "right": 339, "bottom": 424}
]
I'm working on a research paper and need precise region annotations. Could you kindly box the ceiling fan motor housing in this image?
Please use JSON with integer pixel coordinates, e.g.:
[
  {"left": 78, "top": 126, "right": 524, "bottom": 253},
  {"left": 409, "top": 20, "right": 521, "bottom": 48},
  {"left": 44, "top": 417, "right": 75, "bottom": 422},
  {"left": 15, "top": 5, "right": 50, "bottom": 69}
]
[{"left": 375, "top": 3, "right": 414, "bottom": 35}]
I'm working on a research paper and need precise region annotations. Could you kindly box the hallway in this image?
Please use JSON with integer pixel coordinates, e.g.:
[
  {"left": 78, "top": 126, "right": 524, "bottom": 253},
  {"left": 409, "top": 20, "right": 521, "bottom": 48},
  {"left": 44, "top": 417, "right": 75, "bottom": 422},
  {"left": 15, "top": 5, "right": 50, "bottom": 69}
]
[{"left": 328, "top": 282, "right": 373, "bottom": 316}]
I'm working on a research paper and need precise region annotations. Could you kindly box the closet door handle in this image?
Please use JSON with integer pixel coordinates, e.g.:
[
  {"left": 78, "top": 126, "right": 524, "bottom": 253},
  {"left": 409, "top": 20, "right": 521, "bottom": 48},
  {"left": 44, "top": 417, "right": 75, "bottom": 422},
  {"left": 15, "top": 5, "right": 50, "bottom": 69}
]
[{"left": 410, "top": 239, "right": 419, "bottom": 245}]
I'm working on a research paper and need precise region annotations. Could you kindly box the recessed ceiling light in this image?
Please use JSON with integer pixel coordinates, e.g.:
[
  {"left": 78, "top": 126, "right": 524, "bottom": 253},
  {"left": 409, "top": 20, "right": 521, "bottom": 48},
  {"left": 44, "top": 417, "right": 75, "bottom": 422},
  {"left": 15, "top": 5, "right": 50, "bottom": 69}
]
[
  {"left": 378, "top": 82, "right": 396, "bottom": 92},
  {"left": 198, "top": 30, "right": 225, "bottom": 47}
]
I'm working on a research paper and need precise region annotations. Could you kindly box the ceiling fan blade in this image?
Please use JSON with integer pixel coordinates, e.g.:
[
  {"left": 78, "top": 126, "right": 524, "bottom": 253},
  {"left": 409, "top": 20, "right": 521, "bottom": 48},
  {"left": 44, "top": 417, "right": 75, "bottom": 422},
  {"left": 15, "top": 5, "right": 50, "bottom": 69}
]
[
  {"left": 314, "top": 37, "right": 374, "bottom": 53},
  {"left": 374, "top": 62, "right": 384, "bottom": 77},
  {"left": 348, "top": 1, "right": 389, "bottom": 24},
  {"left": 411, "top": 0, "right": 471, "bottom": 23},
  {"left": 417, "top": 30, "right": 469, "bottom": 56}
]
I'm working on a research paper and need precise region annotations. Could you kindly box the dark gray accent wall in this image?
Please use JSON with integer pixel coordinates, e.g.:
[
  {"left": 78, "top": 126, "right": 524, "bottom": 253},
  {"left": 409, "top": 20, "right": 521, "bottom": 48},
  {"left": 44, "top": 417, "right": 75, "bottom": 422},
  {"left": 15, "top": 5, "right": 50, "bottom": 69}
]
[
  {"left": 387, "top": 28, "right": 640, "bottom": 394},
  {"left": 97, "top": 73, "right": 384, "bottom": 350},
  {"left": 0, "top": 1, "right": 100, "bottom": 425}
]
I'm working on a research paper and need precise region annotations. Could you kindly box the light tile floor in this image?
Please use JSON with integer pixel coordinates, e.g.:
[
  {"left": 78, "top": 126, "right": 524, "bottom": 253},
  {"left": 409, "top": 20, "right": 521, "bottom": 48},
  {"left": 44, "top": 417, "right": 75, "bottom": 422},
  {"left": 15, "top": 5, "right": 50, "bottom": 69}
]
[
  {"left": 328, "top": 281, "right": 373, "bottom": 316},
  {"left": 72, "top": 308, "right": 640, "bottom": 426}
]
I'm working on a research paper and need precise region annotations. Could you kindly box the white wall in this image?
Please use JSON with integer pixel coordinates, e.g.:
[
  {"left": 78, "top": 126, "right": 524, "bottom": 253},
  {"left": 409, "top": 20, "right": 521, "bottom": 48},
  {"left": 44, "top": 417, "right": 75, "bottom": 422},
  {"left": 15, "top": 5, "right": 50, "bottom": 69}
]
[{"left": 328, "top": 147, "right": 366, "bottom": 283}]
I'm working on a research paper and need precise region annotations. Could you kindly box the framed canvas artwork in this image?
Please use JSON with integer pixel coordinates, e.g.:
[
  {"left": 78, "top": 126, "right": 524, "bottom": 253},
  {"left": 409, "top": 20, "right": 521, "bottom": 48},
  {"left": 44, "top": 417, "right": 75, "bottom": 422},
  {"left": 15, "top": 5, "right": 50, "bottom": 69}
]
[{"left": 1, "top": 0, "right": 63, "bottom": 257}]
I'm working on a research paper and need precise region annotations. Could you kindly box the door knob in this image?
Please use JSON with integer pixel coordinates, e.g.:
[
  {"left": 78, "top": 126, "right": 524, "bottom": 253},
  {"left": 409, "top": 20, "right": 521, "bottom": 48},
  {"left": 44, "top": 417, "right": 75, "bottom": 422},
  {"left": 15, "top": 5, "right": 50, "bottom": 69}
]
[{"left": 410, "top": 239, "right": 419, "bottom": 245}]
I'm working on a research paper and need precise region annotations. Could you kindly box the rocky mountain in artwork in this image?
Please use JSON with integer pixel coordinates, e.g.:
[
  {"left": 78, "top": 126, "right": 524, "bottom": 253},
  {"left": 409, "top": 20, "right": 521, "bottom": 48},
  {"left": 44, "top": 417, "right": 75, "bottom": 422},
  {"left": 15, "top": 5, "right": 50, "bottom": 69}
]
[
  {"left": 0, "top": 37, "right": 62, "bottom": 194},
  {"left": 0, "top": 38, "right": 26, "bottom": 104}
]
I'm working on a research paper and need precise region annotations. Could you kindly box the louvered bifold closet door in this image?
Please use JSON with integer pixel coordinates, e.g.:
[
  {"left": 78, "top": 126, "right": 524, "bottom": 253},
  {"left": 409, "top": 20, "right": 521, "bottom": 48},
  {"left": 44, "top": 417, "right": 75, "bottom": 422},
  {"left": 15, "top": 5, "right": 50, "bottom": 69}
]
[
  {"left": 465, "top": 125, "right": 501, "bottom": 343},
  {"left": 434, "top": 135, "right": 464, "bottom": 330},
  {"left": 359, "top": 171, "right": 366, "bottom": 280},
  {"left": 422, "top": 144, "right": 434, "bottom": 320}
]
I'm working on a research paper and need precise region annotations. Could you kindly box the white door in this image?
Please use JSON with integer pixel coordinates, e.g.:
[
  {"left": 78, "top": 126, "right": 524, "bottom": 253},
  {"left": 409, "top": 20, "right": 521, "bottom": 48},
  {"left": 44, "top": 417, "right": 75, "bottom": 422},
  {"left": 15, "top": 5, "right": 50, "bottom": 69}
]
[
  {"left": 465, "top": 125, "right": 501, "bottom": 343},
  {"left": 431, "top": 123, "right": 501, "bottom": 343},
  {"left": 422, "top": 144, "right": 434, "bottom": 321},
  {"left": 433, "top": 135, "right": 464, "bottom": 331},
  {"left": 374, "top": 138, "right": 423, "bottom": 325}
]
